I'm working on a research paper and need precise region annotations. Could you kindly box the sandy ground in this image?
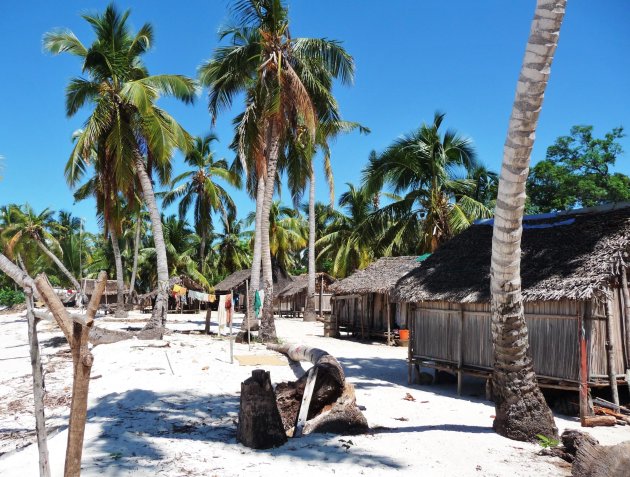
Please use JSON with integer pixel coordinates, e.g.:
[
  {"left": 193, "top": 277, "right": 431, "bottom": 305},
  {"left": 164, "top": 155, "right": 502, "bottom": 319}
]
[{"left": 1, "top": 308, "right": 629, "bottom": 476}]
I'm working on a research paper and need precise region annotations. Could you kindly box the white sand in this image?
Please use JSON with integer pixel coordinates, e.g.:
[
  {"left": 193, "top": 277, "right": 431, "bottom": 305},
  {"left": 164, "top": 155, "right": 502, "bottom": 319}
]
[{"left": 1, "top": 309, "right": 628, "bottom": 476}]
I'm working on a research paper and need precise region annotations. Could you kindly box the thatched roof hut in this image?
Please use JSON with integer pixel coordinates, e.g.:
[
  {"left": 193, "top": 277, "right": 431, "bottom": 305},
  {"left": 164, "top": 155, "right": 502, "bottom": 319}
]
[
  {"left": 276, "top": 272, "right": 337, "bottom": 317},
  {"left": 329, "top": 256, "right": 422, "bottom": 341},
  {"left": 213, "top": 262, "right": 293, "bottom": 297},
  {"left": 393, "top": 203, "right": 630, "bottom": 304},
  {"left": 331, "top": 256, "right": 420, "bottom": 295},
  {"left": 397, "top": 203, "right": 630, "bottom": 412},
  {"left": 277, "top": 272, "right": 336, "bottom": 297},
  {"left": 81, "top": 278, "right": 127, "bottom": 296}
]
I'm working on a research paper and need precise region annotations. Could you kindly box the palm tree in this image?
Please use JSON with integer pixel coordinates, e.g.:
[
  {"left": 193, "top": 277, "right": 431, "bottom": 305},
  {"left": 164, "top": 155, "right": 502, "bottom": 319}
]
[
  {"left": 162, "top": 133, "right": 241, "bottom": 270},
  {"left": 246, "top": 201, "right": 307, "bottom": 273},
  {"left": 212, "top": 209, "right": 252, "bottom": 276},
  {"left": 3, "top": 205, "right": 86, "bottom": 301},
  {"left": 316, "top": 184, "right": 379, "bottom": 278},
  {"left": 490, "top": 0, "right": 565, "bottom": 441},
  {"left": 45, "top": 4, "right": 195, "bottom": 330},
  {"left": 199, "top": 0, "right": 354, "bottom": 340},
  {"left": 362, "top": 113, "right": 492, "bottom": 255},
  {"left": 160, "top": 215, "right": 209, "bottom": 290}
]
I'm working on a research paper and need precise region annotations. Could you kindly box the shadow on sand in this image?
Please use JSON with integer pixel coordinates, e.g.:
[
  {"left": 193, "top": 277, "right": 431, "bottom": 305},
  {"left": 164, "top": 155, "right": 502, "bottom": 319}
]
[{"left": 85, "top": 387, "right": 403, "bottom": 473}]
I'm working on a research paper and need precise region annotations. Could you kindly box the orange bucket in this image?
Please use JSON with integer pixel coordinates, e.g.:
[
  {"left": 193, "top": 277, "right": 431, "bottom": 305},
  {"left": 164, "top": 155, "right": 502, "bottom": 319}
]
[{"left": 399, "top": 329, "right": 410, "bottom": 340}]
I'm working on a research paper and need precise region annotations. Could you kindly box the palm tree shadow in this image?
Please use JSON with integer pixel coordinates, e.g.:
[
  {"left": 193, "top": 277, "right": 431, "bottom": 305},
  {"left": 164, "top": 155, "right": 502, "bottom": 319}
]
[{"left": 84, "top": 388, "right": 404, "bottom": 473}]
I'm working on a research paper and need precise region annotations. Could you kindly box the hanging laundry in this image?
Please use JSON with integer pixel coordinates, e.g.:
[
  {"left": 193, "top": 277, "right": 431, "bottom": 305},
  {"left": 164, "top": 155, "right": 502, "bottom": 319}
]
[
  {"left": 172, "top": 284, "right": 187, "bottom": 296},
  {"left": 254, "top": 290, "right": 263, "bottom": 318},
  {"left": 217, "top": 294, "right": 227, "bottom": 331}
]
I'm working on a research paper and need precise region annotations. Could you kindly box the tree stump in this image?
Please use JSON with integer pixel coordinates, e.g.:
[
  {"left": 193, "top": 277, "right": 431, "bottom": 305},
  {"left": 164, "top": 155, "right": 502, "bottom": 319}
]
[
  {"left": 267, "top": 344, "right": 368, "bottom": 436},
  {"left": 236, "top": 370, "right": 287, "bottom": 449}
]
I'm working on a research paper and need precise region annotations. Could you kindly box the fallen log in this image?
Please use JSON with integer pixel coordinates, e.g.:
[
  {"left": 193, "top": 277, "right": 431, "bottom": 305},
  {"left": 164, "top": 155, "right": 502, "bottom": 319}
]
[
  {"left": 565, "top": 430, "right": 630, "bottom": 477},
  {"left": 266, "top": 343, "right": 368, "bottom": 436}
]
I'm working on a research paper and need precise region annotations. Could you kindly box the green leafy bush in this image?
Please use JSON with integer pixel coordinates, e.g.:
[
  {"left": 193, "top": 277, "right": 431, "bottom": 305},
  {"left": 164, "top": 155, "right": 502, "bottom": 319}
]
[{"left": 0, "top": 288, "right": 26, "bottom": 307}]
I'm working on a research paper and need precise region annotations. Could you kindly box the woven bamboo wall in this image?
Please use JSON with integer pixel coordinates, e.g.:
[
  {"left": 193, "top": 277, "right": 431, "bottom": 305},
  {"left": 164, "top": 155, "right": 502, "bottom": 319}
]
[
  {"left": 335, "top": 293, "right": 391, "bottom": 332},
  {"left": 410, "top": 299, "right": 599, "bottom": 382}
]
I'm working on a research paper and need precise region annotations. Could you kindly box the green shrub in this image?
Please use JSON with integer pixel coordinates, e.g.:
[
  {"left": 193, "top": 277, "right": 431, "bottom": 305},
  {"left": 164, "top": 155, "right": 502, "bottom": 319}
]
[{"left": 0, "top": 288, "right": 26, "bottom": 307}]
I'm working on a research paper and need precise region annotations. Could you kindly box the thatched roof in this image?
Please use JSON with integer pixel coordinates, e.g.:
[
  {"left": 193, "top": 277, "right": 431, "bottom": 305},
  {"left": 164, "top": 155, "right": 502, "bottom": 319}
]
[
  {"left": 213, "top": 269, "right": 252, "bottom": 292},
  {"left": 330, "top": 256, "right": 421, "bottom": 295},
  {"left": 392, "top": 203, "right": 630, "bottom": 304},
  {"left": 214, "top": 263, "right": 294, "bottom": 295},
  {"left": 81, "top": 278, "right": 127, "bottom": 296},
  {"left": 277, "top": 272, "right": 336, "bottom": 297}
]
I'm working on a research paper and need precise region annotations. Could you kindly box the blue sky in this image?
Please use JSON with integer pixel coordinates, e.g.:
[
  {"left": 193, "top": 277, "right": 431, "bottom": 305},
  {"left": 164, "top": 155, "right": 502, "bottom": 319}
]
[{"left": 0, "top": 0, "right": 628, "bottom": 233}]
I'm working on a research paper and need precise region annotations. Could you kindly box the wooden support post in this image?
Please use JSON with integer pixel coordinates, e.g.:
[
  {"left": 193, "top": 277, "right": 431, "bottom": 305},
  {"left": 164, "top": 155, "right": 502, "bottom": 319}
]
[
  {"left": 294, "top": 367, "right": 318, "bottom": 437},
  {"left": 319, "top": 276, "right": 324, "bottom": 318},
  {"left": 578, "top": 302, "right": 589, "bottom": 426},
  {"left": 245, "top": 279, "right": 251, "bottom": 348},
  {"left": 620, "top": 268, "right": 630, "bottom": 367},
  {"left": 457, "top": 305, "right": 464, "bottom": 396},
  {"left": 408, "top": 311, "right": 413, "bottom": 384},
  {"left": 604, "top": 295, "right": 620, "bottom": 407},
  {"left": 386, "top": 293, "right": 392, "bottom": 346},
  {"left": 204, "top": 307, "right": 211, "bottom": 335},
  {"left": 230, "top": 289, "right": 234, "bottom": 365}
]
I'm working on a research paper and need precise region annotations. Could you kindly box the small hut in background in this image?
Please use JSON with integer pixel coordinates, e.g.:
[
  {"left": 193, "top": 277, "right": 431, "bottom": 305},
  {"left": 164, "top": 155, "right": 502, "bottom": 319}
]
[
  {"left": 393, "top": 203, "right": 630, "bottom": 415},
  {"left": 276, "top": 272, "right": 336, "bottom": 317},
  {"left": 81, "top": 278, "right": 127, "bottom": 306},
  {"left": 213, "top": 263, "right": 293, "bottom": 312},
  {"left": 329, "top": 256, "right": 421, "bottom": 341}
]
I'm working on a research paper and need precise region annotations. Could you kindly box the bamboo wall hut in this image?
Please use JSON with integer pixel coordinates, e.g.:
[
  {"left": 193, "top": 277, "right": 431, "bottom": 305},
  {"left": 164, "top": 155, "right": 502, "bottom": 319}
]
[
  {"left": 276, "top": 272, "right": 336, "bottom": 317},
  {"left": 393, "top": 203, "right": 630, "bottom": 409},
  {"left": 329, "top": 256, "right": 421, "bottom": 340},
  {"left": 213, "top": 263, "right": 293, "bottom": 312},
  {"left": 81, "top": 278, "right": 127, "bottom": 306}
]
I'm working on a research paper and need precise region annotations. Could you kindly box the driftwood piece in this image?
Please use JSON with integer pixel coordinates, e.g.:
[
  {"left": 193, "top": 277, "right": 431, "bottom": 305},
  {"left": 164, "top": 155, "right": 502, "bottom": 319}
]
[
  {"left": 564, "top": 429, "right": 630, "bottom": 477},
  {"left": 583, "top": 416, "right": 617, "bottom": 427},
  {"left": 267, "top": 343, "right": 368, "bottom": 435},
  {"left": 236, "top": 370, "right": 287, "bottom": 449}
]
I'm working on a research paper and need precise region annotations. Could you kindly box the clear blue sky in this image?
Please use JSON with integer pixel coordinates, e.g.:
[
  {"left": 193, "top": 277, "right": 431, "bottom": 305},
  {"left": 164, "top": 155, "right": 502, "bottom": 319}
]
[{"left": 1, "top": 0, "right": 628, "bottom": 233}]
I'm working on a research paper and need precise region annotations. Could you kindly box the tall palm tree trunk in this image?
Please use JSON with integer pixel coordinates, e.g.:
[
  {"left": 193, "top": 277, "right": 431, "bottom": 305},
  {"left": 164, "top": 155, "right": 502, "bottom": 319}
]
[
  {"left": 260, "top": 129, "right": 281, "bottom": 342},
  {"left": 247, "top": 174, "right": 266, "bottom": 330},
  {"left": 109, "top": 228, "right": 127, "bottom": 318},
  {"left": 199, "top": 230, "right": 207, "bottom": 271},
  {"left": 34, "top": 237, "right": 87, "bottom": 304},
  {"left": 490, "top": 0, "right": 565, "bottom": 441},
  {"left": 304, "top": 171, "right": 317, "bottom": 322},
  {"left": 134, "top": 155, "right": 170, "bottom": 330},
  {"left": 127, "top": 214, "right": 141, "bottom": 304}
]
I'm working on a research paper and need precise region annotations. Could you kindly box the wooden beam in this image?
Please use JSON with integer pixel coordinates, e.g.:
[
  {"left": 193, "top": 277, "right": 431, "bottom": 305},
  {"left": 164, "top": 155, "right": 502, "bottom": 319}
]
[
  {"left": 604, "top": 295, "right": 620, "bottom": 407},
  {"left": 294, "top": 367, "right": 318, "bottom": 437},
  {"left": 578, "top": 302, "right": 590, "bottom": 426},
  {"left": 33, "top": 274, "right": 74, "bottom": 345},
  {"left": 457, "top": 305, "right": 464, "bottom": 396},
  {"left": 620, "top": 268, "right": 630, "bottom": 367}
]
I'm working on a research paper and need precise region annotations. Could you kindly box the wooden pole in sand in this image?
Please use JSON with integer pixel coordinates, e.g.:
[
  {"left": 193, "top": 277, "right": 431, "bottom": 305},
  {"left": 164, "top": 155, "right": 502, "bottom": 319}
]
[
  {"left": 245, "top": 279, "right": 251, "bottom": 350},
  {"left": 230, "top": 288, "right": 234, "bottom": 364}
]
